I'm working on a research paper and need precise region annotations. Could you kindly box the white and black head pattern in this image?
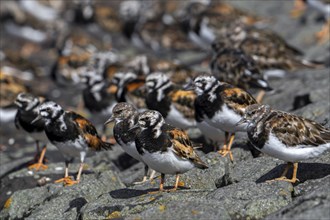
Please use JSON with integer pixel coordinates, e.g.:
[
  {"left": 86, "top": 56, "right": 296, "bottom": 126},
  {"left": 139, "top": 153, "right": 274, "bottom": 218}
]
[
  {"left": 81, "top": 70, "right": 104, "bottom": 88},
  {"left": 15, "top": 93, "right": 40, "bottom": 111},
  {"left": 242, "top": 104, "right": 271, "bottom": 128},
  {"left": 112, "top": 72, "right": 137, "bottom": 100},
  {"left": 192, "top": 74, "right": 220, "bottom": 97},
  {"left": 88, "top": 51, "right": 119, "bottom": 76},
  {"left": 145, "top": 72, "right": 172, "bottom": 101},
  {"left": 38, "top": 101, "right": 65, "bottom": 125},
  {"left": 137, "top": 110, "right": 165, "bottom": 138},
  {"left": 126, "top": 55, "right": 150, "bottom": 75}
]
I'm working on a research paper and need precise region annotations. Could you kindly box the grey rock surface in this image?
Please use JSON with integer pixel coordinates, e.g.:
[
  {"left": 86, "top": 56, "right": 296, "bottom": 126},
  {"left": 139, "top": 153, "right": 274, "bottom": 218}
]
[
  {"left": 208, "top": 181, "right": 293, "bottom": 219},
  {"left": 0, "top": 1, "right": 329, "bottom": 220},
  {"left": 0, "top": 170, "right": 125, "bottom": 219},
  {"left": 266, "top": 176, "right": 330, "bottom": 220}
]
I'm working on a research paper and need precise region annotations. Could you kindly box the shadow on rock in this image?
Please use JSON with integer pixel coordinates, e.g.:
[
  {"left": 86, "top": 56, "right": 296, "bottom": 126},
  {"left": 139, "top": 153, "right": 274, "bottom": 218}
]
[
  {"left": 65, "top": 197, "right": 87, "bottom": 213},
  {"left": 256, "top": 162, "right": 330, "bottom": 184},
  {"left": 110, "top": 188, "right": 156, "bottom": 199},
  {"left": 109, "top": 186, "right": 190, "bottom": 199}
]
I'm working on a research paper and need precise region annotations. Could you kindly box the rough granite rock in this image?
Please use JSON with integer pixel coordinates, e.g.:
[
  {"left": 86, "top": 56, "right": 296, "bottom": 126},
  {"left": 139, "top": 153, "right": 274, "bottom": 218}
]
[
  {"left": 81, "top": 189, "right": 214, "bottom": 219},
  {"left": 127, "top": 199, "right": 231, "bottom": 220},
  {"left": 0, "top": 1, "right": 329, "bottom": 220},
  {"left": 207, "top": 181, "right": 293, "bottom": 219},
  {"left": 266, "top": 175, "right": 330, "bottom": 220},
  {"left": 0, "top": 170, "right": 125, "bottom": 219}
]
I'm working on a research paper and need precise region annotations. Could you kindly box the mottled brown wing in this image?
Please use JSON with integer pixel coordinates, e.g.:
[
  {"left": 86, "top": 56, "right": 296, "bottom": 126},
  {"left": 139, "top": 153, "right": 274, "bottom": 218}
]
[
  {"left": 169, "top": 90, "right": 196, "bottom": 119},
  {"left": 267, "top": 110, "right": 330, "bottom": 147},
  {"left": 70, "top": 112, "right": 112, "bottom": 151},
  {"left": 222, "top": 85, "right": 257, "bottom": 116},
  {"left": 167, "top": 128, "right": 208, "bottom": 169}
]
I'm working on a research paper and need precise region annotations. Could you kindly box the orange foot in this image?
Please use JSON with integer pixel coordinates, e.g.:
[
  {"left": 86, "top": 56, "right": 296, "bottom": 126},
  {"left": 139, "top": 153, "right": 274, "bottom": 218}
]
[
  {"left": 218, "top": 147, "right": 234, "bottom": 162},
  {"left": 28, "top": 163, "right": 48, "bottom": 171},
  {"left": 266, "top": 176, "right": 299, "bottom": 184},
  {"left": 54, "top": 176, "right": 79, "bottom": 186}
]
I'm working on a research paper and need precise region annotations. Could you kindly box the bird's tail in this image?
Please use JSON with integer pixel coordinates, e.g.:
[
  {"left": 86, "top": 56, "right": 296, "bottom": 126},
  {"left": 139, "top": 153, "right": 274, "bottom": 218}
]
[
  {"left": 193, "top": 157, "right": 209, "bottom": 170},
  {"left": 295, "top": 59, "right": 325, "bottom": 69},
  {"left": 99, "top": 141, "right": 113, "bottom": 151}
]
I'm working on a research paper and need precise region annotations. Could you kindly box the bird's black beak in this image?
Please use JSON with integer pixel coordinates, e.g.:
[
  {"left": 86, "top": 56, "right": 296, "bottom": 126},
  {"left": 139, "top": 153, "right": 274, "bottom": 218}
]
[
  {"left": 104, "top": 116, "right": 115, "bottom": 125},
  {"left": 31, "top": 115, "right": 42, "bottom": 124},
  {"left": 236, "top": 118, "right": 249, "bottom": 126},
  {"left": 14, "top": 100, "right": 23, "bottom": 108},
  {"left": 128, "top": 123, "right": 140, "bottom": 133},
  {"left": 183, "top": 81, "right": 195, "bottom": 91}
]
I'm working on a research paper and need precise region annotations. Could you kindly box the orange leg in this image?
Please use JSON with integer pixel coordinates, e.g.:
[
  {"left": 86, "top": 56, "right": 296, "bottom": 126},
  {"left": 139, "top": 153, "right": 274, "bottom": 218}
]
[
  {"left": 290, "top": 0, "right": 306, "bottom": 18},
  {"left": 169, "top": 174, "right": 180, "bottom": 192},
  {"left": 267, "top": 162, "right": 299, "bottom": 183},
  {"left": 148, "top": 173, "right": 165, "bottom": 194},
  {"left": 218, "top": 132, "right": 229, "bottom": 154},
  {"left": 316, "top": 20, "right": 330, "bottom": 44},
  {"left": 218, "top": 133, "right": 234, "bottom": 162},
  {"left": 256, "top": 90, "right": 266, "bottom": 104},
  {"left": 54, "top": 161, "right": 74, "bottom": 185},
  {"left": 28, "top": 145, "right": 48, "bottom": 171},
  {"left": 63, "top": 163, "right": 83, "bottom": 186}
]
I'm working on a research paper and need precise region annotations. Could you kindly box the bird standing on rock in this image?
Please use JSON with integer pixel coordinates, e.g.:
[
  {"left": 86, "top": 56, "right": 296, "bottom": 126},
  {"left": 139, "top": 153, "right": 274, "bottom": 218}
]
[
  {"left": 145, "top": 72, "right": 197, "bottom": 129},
  {"left": 237, "top": 104, "right": 330, "bottom": 183},
  {"left": 131, "top": 110, "right": 208, "bottom": 192},
  {"left": 32, "top": 101, "right": 112, "bottom": 186},
  {"left": 104, "top": 102, "right": 155, "bottom": 184},
  {"left": 14, "top": 93, "right": 48, "bottom": 171},
  {"left": 186, "top": 74, "right": 257, "bottom": 161}
]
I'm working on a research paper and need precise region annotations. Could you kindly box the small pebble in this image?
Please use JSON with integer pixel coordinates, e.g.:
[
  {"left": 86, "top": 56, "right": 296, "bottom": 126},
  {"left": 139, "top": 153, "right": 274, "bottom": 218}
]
[
  {"left": 55, "top": 167, "right": 63, "bottom": 171},
  {"left": 37, "top": 177, "right": 51, "bottom": 186},
  {"left": 8, "top": 138, "right": 15, "bottom": 145},
  {"left": 6, "top": 191, "right": 12, "bottom": 196}
]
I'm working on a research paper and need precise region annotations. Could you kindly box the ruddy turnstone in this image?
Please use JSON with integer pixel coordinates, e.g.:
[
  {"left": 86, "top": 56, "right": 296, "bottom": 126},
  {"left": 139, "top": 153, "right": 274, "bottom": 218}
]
[
  {"left": 212, "top": 26, "right": 324, "bottom": 71},
  {"left": 126, "top": 54, "right": 200, "bottom": 85},
  {"left": 131, "top": 110, "right": 208, "bottom": 191},
  {"left": 111, "top": 72, "right": 146, "bottom": 110},
  {"left": 14, "top": 93, "right": 48, "bottom": 171},
  {"left": 81, "top": 71, "right": 117, "bottom": 140},
  {"left": 32, "top": 101, "right": 112, "bottom": 186},
  {"left": 183, "top": 1, "right": 263, "bottom": 47},
  {"left": 238, "top": 104, "right": 330, "bottom": 183},
  {"left": 51, "top": 33, "right": 99, "bottom": 87},
  {"left": 210, "top": 46, "right": 272, "bottom": 103},
  {"left": 145, "top": 72, "right": 196, "bottom": 129},
  {"left": 186, "top": 74, "right": 257, "bottom": 161},
  {"left": 291, "top": 0, "right": 330, "bottom": 43},
  {"left": 104, "top": 102, "right": 155, "bottom": 184}
]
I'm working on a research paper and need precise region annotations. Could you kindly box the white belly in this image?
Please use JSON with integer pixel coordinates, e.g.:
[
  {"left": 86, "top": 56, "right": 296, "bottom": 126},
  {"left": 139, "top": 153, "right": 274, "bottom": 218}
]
[
  {"left": 206, "top": 105, "right": 246, "bottom": 133},
  {"left": 0, "top": 108, "right": 17, "bottom": 123},
  {"left": 197, "top": 121, "right": 223, "bottom": 143},
  {"left": 165, "top": 105, "right": 196, "bottom": 129},
  {"left": 53, "top": 136, "right": 89, "bottom": 162},
  {"left": 121, "top": 141, "right": 143, "bottom": 162},
  {"left": 259, "top": 133, "right": 330, "bottom": 162},
  {"left": 141, "top": 147, "right": 195, "bottom": 174}
]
